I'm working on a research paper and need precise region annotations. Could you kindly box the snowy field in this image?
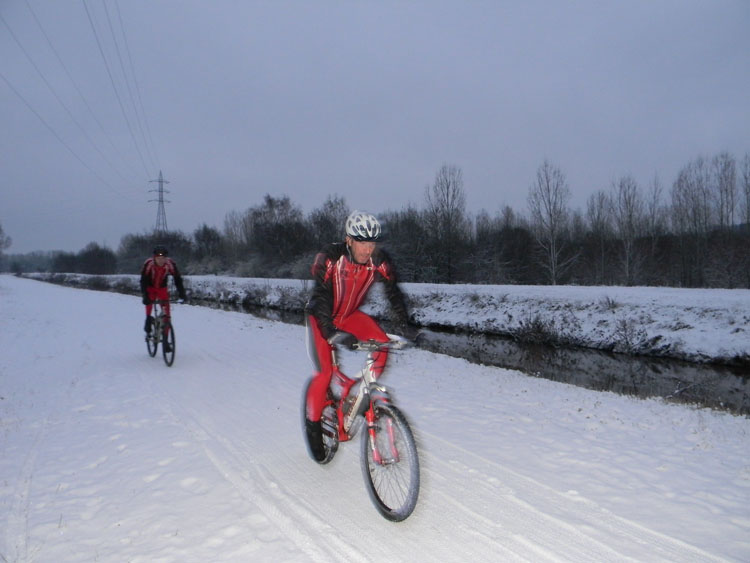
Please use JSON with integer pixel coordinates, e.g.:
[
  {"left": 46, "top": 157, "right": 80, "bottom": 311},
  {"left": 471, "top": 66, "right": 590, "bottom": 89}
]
[{"left": 1, "top": 275, "right": 749, "bottom": 562}]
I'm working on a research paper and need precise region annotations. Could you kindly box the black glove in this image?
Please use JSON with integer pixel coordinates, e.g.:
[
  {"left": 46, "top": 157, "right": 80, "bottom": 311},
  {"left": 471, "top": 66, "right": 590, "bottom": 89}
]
[
  {"left": 142, "top": 295, "right": 150, "bottom": 305},
  {"left": 328, "top": 331, "right": 358, "bottom": 350},
  {"left": 178, "top": 292, "right": 187, "bottom": 303}
]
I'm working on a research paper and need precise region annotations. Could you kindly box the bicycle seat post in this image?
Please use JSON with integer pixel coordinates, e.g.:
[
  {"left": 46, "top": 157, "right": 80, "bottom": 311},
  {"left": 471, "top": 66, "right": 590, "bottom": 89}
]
[{"left": 331, "top": 346, "right": 339, "bottom": 368}]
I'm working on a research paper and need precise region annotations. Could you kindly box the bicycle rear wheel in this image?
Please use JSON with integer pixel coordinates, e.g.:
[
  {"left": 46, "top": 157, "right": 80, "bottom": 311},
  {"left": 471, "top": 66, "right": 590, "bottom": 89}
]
[
  {"left": 162, "top": 323, "right": 175, "bottom": 366},
  {"left": 360, "top": 403, "right": 420, "bottom": 522}
]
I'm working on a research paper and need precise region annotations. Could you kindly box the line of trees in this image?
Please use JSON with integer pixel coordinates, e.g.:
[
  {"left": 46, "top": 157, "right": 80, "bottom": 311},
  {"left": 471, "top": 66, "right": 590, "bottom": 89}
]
[{"left": 3, "top": 152, "right": 750, "bottom": 288}]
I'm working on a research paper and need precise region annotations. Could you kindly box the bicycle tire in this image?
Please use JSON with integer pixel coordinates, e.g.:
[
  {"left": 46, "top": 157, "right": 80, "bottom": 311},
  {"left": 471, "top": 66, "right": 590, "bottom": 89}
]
[
  {"left": 162, "top": 323, "right": 175, "bottom": 366},
  {"left": 146, "top": 323, "right": 158, "bottom": 357},
  {"left": 360, "top": 403, "right": 420, "bottom": 522},
  {"left": 301, "top": 377, "right": 338, "bottom": 464}
]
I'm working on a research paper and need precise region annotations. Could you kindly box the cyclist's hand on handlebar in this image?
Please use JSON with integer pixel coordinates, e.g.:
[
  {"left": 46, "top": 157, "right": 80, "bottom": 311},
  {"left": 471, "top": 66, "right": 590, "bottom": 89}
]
[
  {"left": 142, "top": 295, "right": 150, "bottom": 305},
  {"left": 328, "top": 331, "right": 358, "bottom": 350}
]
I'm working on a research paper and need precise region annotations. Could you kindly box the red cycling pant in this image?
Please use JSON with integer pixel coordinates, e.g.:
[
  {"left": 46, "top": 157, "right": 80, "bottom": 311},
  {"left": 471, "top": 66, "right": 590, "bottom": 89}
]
[
  {"left": 145, "top": 287, "right": 170, "bottom": 318},
  {"left": 305, "top": 310, "right": 388, "bottom": 422}
]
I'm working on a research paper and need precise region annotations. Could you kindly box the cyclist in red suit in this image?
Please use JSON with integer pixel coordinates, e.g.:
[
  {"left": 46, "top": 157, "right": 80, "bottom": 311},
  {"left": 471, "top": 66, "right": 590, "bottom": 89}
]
[
  {"left": 304, "top": 211, "right": 417, "bottom": 461},
  {"left": 140, "top": 245, "right": 186, "bottom": 350}
]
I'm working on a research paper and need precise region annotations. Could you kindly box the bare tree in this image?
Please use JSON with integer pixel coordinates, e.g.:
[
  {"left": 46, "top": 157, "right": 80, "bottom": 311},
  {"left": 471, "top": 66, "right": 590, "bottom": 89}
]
[
  {"left": 246, "top": 195, "right": 307, "bottom": 262},
  {"left": 644, "top": 175, "right": 667, "bottom": 240},
  {"left": 0, "top": 222, "right": 11, "bottom": 254},
  {"left": 611, "top": 175, "right": 645, "bottom": 286},
  {"left": 78, "top": 242, "right": 117, "bottom": 275},
  {"left": 499, "top": 205, "right": 518, "bottom": 229},
  {"left": 741, "top": 153, "right": 750, "bottom": 287},
  {"left": 670, "top": 157, "right": 712, "bottom": 286},
  {"left": 193, "top": 224, "right": 223, "bottom": 258},
  {"left": 222, "top": 210, "right": 246, "bottom": 261},
  {"left": 742, "top": 153, "right": 750, "bottom": 227},
  {"left": 527, "top": 160, "right": 574, "bottom": 284},
  {"left": 707, "top": 152, "right": 742, "bottom": 286},
  {"left": 381, "top": 206, "right": 430, "bottom": 282},
  {"left": 712, "top": 152, "right": 737, "bottom": 229},
  {"left": 674, "top": 156, "right": 713, "bottom": 235},
  {"left": 641, "top": 175, "right": 669, "bottom": 284},
  {"left": 424, "top": 164, "right": 470, "bottom": 282},
  {"left": 472, "top": 210, "right": 505, "bottom": 283},
  {"left": 308, "top": 195, "right": 349, "bottom": 248},
  {"left": 586, "top": 190, "right": 613, "bottom": 284}
]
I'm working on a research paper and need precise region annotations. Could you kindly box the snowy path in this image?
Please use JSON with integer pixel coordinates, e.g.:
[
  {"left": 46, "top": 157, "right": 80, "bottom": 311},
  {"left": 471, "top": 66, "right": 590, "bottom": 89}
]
[{"left": 1, "top": 275, "right": 748, "bottom": 562}]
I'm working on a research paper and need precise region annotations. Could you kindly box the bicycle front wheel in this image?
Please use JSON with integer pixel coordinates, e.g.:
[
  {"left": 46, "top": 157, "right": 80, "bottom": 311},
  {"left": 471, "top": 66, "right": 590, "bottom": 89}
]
[
  {"left": 146, "top": 329, "right": 158, "bottom": 357},
  {"left": 360, "top": 403, "right": 420, "bottom": 522},
  {"left": 162, "top": 323, "right": 175, "bottom": 366}
]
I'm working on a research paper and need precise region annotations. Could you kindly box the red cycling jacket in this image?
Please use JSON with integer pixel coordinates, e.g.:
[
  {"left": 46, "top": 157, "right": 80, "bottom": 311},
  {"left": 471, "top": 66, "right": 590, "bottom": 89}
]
[
  {"left": 306, "top": 242, "right": 409, "bottom": 339},
  {"left": 140, "top": 257, "right": 185, "bottom": 297}
]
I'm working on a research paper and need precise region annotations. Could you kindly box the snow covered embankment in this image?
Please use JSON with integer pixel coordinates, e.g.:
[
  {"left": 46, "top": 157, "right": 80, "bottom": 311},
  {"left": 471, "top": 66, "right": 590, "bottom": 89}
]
[{"left": 23, "top": 273, "right": 750, "bottom": 366}]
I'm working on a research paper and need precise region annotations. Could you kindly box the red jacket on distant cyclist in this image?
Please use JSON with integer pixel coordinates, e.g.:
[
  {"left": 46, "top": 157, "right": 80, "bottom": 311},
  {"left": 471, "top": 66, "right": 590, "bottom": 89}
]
[
  {"left": 304, "top": 210, "right": 416, "bottom": 462},
  {"left": 140, "top": 245, "right": 186, "bottom": 336}
]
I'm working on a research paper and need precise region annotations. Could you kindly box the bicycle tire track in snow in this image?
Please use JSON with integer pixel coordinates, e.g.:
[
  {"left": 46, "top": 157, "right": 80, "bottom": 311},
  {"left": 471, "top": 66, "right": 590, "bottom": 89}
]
[
  {"left": 418, "top": 430, "right": 726, "bottom": 562},
  {"left": 141, "top": 371, "right": 368, "bottom": 563},
  {"left": 3, "top": 426, "right": 44, "bottom": 563}
]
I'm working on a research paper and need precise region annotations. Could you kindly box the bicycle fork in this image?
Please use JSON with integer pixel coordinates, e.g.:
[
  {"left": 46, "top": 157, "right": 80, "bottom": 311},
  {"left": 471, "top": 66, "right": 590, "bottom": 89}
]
[{"left": 365, "top": 400, "right": 400, "bottom": 465}]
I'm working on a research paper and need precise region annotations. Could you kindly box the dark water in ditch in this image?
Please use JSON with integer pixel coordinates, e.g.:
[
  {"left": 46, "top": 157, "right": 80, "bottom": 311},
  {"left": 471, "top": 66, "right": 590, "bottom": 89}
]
[{"left": 203, "top": 300, "right": 750, "bottom": 416}]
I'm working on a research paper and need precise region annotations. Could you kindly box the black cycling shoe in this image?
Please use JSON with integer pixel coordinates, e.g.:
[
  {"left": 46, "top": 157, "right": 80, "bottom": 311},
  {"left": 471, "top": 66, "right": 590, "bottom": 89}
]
[
  {"left": 163, "top": 341, "right": 172, "bottom": 353},
  {"left": 144, "top": 315, "right": 154, "bottom": 333},
  {"left": 305, "top": 419, "right": 326, "bottom": 462}
]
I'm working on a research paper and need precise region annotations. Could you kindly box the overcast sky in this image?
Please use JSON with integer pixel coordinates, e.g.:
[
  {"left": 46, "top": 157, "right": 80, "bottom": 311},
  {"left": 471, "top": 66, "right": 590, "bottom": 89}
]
[{"left": 1, "top": 1, "right": 748, "bottom": 254}]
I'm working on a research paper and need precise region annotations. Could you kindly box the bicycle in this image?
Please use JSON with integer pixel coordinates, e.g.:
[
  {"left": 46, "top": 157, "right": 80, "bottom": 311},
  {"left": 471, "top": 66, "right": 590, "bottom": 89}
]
[
  {"left": 301, "top": 335, "right": 420, "bottom": 522},
  {"left": 145, "top": 299, "right": 176, "bottom": 366}
]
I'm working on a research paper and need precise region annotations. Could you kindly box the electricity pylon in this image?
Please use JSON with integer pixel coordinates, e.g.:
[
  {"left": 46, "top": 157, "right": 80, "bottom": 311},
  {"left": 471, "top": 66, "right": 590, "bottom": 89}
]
[{"left": 149, "top": 170, "right": 170, "bottom": 235}]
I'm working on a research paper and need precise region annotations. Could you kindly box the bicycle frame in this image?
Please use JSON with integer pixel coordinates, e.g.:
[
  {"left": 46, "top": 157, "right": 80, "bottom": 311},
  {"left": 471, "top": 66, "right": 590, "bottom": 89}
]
[
  {"left": 152, "top": 299, "right": 171, "bottom": 329},
  {"left": 327, "top": 337, "right": 404, "bottom": 442}
]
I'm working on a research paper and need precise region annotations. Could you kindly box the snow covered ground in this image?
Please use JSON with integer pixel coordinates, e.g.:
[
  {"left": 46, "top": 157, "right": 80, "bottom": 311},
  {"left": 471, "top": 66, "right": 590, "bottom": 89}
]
[{"left": 2, "top": 274, "right": 749, "bottom": 562}]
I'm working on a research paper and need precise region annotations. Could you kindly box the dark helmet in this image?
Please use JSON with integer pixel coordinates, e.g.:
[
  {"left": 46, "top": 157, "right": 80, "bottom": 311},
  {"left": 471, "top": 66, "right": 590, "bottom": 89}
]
[
  {"left": 153, "top": 245, "right": 169, "bottom": 256},
  {"left": 345, "top": 210, "right": 382, "bottom": 241}
]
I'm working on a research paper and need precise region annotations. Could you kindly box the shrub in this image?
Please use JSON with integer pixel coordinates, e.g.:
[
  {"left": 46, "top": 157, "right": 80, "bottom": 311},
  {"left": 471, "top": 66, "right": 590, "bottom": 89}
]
[
  {"left": 86, "top": 276, "right": 110, "bottom": 291},
  {"left": 600, "top": 295, "right": 619, "bottom": 311},
  {"left": 512, "top": 314, "right": 557, "bottom": 344},
  {"left": 613, "top": 317, "right": 649, "bottom": 353}
]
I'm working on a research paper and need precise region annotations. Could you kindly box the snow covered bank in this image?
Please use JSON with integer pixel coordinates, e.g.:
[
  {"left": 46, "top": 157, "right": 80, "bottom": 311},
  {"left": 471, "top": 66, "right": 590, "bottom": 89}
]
[{"left": 22, "top": 272, "right": 750, "bottom": 366}]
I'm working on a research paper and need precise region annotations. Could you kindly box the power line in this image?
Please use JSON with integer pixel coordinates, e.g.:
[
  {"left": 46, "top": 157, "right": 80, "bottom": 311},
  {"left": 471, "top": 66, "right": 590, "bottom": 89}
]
[
  {"left": 22, "top": 0, "right": 143, "bottom": 182},
  {"left": 82, "top": 0, "right": 152, "bottom": 178},
  {"left": 102, "top": 0, "right": 158, "bottom": 173},
  {"left": 0, "top": 10, "right": 139, "bottom": 187},
  {"left": 0, "top": 69, "right": 138, "bottom": 202},
  {"left": 114, "top": 0, "right": 160, "bottom": 171}
]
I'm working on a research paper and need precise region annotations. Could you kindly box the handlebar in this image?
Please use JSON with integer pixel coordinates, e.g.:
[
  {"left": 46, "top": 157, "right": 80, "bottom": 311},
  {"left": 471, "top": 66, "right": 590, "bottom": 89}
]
[
  {"left": 151, "top": 298, "right": 185, "bottom": 305},
  {"left": 352, "top": 334, "right": 414, "bottom": 352}
]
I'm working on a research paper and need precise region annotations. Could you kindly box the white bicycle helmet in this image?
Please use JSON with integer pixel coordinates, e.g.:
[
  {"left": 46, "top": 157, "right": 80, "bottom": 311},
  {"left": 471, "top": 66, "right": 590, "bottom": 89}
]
[{"left": 345, "top": 210, "right": 382, "bottom": 241}]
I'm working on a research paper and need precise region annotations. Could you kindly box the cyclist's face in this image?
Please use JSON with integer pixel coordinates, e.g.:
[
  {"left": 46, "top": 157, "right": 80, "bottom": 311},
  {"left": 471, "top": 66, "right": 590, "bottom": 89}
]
[
  {"left": 154, "top": 255, "right": 167, "bottom": 266},
  {"left": 347, "top": 238, "right": 376, "bottom": 264}
]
